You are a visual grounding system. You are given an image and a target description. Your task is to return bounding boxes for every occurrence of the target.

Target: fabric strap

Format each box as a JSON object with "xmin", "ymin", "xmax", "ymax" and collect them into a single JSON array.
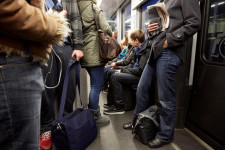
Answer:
[
  {"xmin": 58, "ymin": 57, "xmax": 84, "ymax": 120},
  {"xmin": 91, "ymin": 3, "xmax": 101, "ymax": 30}
]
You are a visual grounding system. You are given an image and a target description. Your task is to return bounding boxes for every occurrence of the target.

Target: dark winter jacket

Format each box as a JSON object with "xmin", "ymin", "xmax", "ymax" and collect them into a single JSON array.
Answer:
[
  {"xmin": 148, "ymin": 0, "xmax": 201, "ymax": 63},
  {"xmin": 121, "ymin": 41, "xmax": 150, "ymax": 77},
  {"xmin": 115, "ymin": 46, "xmax": 135, "ymax": 67}
]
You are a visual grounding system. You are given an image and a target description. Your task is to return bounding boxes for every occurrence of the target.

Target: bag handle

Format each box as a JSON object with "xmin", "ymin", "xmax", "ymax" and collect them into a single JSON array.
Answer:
[{"xmin": 58, "ymin": 57, "xmax": 84, "ymax": 120}]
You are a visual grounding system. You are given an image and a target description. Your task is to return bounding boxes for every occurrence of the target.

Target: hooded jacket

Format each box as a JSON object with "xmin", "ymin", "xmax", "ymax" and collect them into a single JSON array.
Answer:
[
  {"xmin": 0, "ymin": 0, "xmax": 70, "ymax": 64},
  {"xmin": 77, "ymin": 0, "xmax": 112, "ymax": 67},
  {"xmin": 121, "ymin": 41, "xmax": 150, "ymax": 77}
]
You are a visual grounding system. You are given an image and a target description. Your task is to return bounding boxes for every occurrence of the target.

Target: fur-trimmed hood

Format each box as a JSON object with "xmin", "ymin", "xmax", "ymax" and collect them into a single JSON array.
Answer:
[{"xmin": 0, "ymin": 0, "xmax": 71, "ymax": 64}]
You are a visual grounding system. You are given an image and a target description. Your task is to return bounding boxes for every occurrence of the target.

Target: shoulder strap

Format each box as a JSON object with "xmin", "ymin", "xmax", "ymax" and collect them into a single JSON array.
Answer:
[
  {"xmin": 91, "ymin": 3, "xmax": 101, "ymax": 30},
  {"xmin": 80, "ymin": 3, "xmax": 92, "ymax": 15},
  {"xmin": 58, "ymin": 57, "xmax": 84, "ymax": 120}
]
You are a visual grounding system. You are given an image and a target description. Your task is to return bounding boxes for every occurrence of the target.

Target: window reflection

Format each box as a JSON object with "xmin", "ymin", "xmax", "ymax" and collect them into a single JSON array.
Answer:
[
  {"xmin": 122, "ymin": 3, "xmax": 131, "ymax": 39},
  {"xmin": 205, "ymin": 0, "xmax": 225, "ymax": 64},
  {"xmin": 108, "ymin": 15, "xmax": 118, "ymax": 41},
  {"xmin": 141, "ymin": 0, "xmax": 158, "ymax": 37}
]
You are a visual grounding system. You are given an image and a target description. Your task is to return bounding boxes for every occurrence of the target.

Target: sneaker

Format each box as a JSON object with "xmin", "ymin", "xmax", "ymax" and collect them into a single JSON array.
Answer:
[
  {"xmin": 103, "ymin": 88, "xmax": 108, "ymax": 93},
  {"xmin": 103, "ymin": 105, "xmax": 115, "ymax": 110},
  {"xmin": 40, "ymin": 131, "xmax": 52, "ymax": 150},
  {"xmin": 103, "ymin": 103, "xmax": 113, "ymax": 108},
  {"xmin": 103, "ymin": 106, "xmax": 125, "ymax": 115}
]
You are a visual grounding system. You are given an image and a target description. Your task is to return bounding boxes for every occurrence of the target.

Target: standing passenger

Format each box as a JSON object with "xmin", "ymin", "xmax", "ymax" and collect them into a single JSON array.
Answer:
[
  {"xmin": 0, "ymin": 0, "xmax": 70, "ymax": 149},
  {"xmin": 40, "ymin": 0, "xmax": 83, "ymax": 149},
  {"xmin": 77, "ymin": 0, "xmax": 112, "ymax": 125},
  {"xmin": 123, "ymin": 0, "xmax": 201, "ymax": 148}
]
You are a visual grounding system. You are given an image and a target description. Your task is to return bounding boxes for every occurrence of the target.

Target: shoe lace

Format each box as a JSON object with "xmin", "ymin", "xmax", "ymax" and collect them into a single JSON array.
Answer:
[{"xmin": 41, "ymin": 131, "xmax": 51, "ymax": 141}]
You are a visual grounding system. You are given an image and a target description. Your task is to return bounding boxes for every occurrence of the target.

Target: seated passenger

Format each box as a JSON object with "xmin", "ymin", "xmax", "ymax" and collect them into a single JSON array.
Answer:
[
  {"xmin": 103, "ymin": 29, "xmax": 150, "ymax": 115},
  {"xmin": 102, "ymin": 42, "xmax": 134, "ymax": 92}
]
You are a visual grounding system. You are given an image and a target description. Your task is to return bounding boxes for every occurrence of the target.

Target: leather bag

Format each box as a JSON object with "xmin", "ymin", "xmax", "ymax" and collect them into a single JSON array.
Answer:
[
  {"xmin": 51, "ymin": 58, "xmax": 97, "ymax": 150},
  {"xmin": 92, "ymin": 4, "xmax": 121, "ymax": 62}
]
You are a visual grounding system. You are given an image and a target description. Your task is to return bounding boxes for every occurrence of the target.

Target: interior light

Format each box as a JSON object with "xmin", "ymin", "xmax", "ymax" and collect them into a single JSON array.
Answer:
[
  {"xmin": 218, "ymin": 2, "xmax": 225, "ymax": 5},
  {"xmin": 97, "ymin": 0, "xmax": 102, "ymax": 6}
]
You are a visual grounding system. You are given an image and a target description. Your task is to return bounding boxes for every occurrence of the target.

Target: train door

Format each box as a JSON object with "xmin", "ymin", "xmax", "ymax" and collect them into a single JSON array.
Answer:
[{"xmin": 186, "ymin": 0, "xmax": 225, "ymax": 149}]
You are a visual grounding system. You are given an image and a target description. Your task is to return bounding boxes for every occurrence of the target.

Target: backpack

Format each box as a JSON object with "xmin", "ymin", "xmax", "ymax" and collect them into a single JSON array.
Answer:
[{"xmin": 132, "ymin": 105, "xmax": 160, "ymax": 144}]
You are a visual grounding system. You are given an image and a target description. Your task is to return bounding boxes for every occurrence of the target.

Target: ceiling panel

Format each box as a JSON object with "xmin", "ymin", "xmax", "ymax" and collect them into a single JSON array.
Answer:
[{"xmin": 99, "ymin": 0, "xmax": 125, "ymax": 19}]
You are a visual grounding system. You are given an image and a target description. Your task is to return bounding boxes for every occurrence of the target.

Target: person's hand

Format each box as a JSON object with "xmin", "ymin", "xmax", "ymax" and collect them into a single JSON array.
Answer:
[
  {"xmin": 148, "ymin": 23, "xmax": 159, "ymax": 33},
  {"xmin": 115, "ymin": 70, "xmax": 121, "ymax": 73},
  {"xmin": 71, "ymin": 50, "xmax": 83, "ymax": 61},
  {"xmin": 60, "ymin": 10, "xmax": 67, "ymax": 16},
  {"xmin": 163, "ymin": 39, "xmax": 168, "ymax": 48},
  {"xmin": 111, "ymin": 63, "xmax": 116, "ymax": 68}
]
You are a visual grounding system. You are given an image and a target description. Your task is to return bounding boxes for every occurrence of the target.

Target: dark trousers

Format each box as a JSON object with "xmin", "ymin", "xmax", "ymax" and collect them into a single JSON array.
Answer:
[
  {"xmin": 108, "ymin": 72, "xmax": 140, "ymax": 108},
  {"xmin": 41, "ymin": 45, "xmax": 76, "ymax": 133},
  {"xmin": 134, "ymin": 49, "xmax": 181, "ymax": 142}
]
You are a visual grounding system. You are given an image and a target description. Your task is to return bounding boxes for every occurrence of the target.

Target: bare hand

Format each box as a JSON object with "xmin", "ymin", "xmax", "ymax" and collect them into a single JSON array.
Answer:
[
  {"xmin": 115, "ymin": 70, "xmax": 121, "ymax": 73},
  {"xmin": 148, "ymin": 23, "xmax": 159, "ymax": 33},
  {"xmin": 71, "ymin": 50, "xmax": 83, "ymax": 61},
  {"xmin": 111, "ymin": 63, "xmax": 116, "ymax": 68},
  {"xmin": 60, "ymin": 10, "xmax": 67, "ymax": 16},
  {"xmin": 163, "ymin": 39, "xmax": 168, "ymax": 48}
]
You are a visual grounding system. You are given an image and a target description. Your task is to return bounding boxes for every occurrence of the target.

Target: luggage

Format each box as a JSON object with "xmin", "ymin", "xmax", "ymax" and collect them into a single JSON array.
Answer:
[
  {"xmin": 132, "ymin": 105, "xmax": 160, "ymax": 144},
  {"xmin": 51, "ymin": 58, "xmax": 97, "ymax": 150}
]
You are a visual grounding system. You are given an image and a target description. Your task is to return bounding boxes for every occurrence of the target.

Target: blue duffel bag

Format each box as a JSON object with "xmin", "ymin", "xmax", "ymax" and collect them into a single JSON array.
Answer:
[{"xmin": 51, "ymin": 58, "xmax": 97, "ymax": 150}]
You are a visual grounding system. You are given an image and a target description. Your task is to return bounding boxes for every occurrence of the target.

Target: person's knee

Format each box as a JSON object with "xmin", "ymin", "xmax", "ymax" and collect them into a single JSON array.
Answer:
[{"xmin": 110, "ymin": 74, "xmax": 119, "ymax": 83}]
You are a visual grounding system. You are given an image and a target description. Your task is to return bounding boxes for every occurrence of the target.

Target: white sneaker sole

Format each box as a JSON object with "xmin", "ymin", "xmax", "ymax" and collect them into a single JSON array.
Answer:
[{"xmin": 103, "ymin": 111, "xmax": 125, "ymax": 115}]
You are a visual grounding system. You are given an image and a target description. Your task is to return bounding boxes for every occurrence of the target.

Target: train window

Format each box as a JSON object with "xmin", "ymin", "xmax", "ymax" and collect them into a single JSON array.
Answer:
[
  {"xmin": 122, "ymin": 3, "xmax": 131, "ymax": 39},
  {"xmin": 204, "ymin": 0, "xmax": 225, "ymax": 64},
  {"xmin": 108, "ymin": 15, "xmax": 118, "ymax": 41},
  {"xmin": 141, "ymin": 0, "xmax": 158, "ymax": 37}
]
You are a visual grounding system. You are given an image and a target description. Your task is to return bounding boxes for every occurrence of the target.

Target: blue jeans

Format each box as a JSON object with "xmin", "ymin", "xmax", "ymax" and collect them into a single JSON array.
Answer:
[
  {"xmin": 134, "ymin": 49, "xmax": 181, "ymax": 142},
  {"xmin": 0, "ymin": 55, "xmax": 44, "ymax": 150},
  {"xmin": 86, "ymin": 65, "xmax": 105, "ymax": 110}
]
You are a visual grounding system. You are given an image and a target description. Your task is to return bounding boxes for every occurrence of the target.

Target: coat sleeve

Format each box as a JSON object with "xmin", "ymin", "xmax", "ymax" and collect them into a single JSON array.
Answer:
[
  {"xmin": 166, "ymin": 0, "xmax": 201, "ymax": 47},
  {"xmin": 68, "ymin": 0, "xmax": 83, "ymax": 50},
  {"xmin": 121, "ymin": 50, "xmax": 150, "ymax": 77},
  {"xmin": 0, "ymin": 0, "xmax": 58, "ymax": 43},
  {"xmin": 115, "ymin": 47, "xmax": 135, "ymax": 66},
  {"xmin": 94, "ymin": 5, "xmax": 112, "ymax": 37}
]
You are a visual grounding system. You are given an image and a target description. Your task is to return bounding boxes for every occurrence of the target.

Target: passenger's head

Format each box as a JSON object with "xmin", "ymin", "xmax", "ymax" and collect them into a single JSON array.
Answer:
[{"xmin": 129, "ymin": 29, "xmax": 145, "ymax": 48}]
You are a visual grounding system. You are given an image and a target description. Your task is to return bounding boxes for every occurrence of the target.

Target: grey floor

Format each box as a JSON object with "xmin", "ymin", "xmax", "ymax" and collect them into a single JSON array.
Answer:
[{"xmin": 85, "ymin": 92, "xmax": 210, "ymax": 150}]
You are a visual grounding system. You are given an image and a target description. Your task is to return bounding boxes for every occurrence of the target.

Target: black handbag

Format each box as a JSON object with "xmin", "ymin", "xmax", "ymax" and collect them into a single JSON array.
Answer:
[
  {"xmin": 132, "ymin": 105, "xmax": 160, "ymax": 144},
  {"xmin": 51, "ymin": 58, "xmax": 97, "ymax": 150}
]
